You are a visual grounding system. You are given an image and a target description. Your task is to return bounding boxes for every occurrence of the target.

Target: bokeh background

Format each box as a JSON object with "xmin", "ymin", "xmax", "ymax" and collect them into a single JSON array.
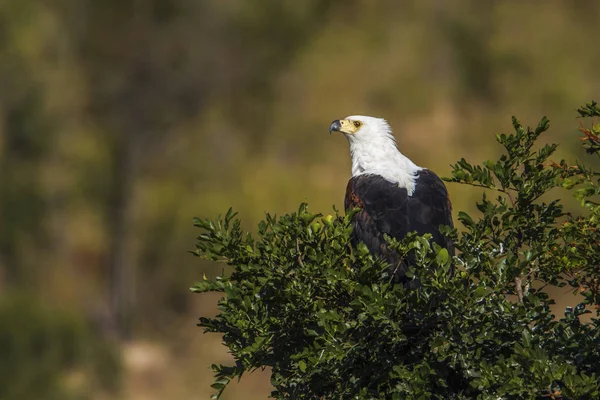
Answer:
[{"xmin": 1, "ymin": 1, "xmax": 599, "ymax": 399}]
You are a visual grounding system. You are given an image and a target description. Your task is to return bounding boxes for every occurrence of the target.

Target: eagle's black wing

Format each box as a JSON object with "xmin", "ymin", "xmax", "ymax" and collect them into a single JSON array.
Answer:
[
  {"xmin": 345, "ymin": 171, "xmax": 454, "ymax": 280},
  {"xmin": 344, "ymin": 174, "xmax": 410, "ymax": 270},
  {"xmin": 407, "ymin": 169, "xmax": 454, "ymax": 255}
]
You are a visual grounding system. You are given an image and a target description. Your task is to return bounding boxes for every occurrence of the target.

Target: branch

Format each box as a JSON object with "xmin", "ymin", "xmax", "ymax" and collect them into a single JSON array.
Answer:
[
  {"xmin": 515, "ymin": 276, "xmax": 524, "ymax": 303},
  {"xmin": 496, "ymin": 175, "xmax": 516, "ymax": 208},
  {"xmin": 296, "ymin": 238, "xmax": 305, "ymax": 269},
  {"xmin": 502, "ymin": 188, "xmax": 516, "ymax": 208},
  {"xmin": 462, "ymin": 182, "xmax": 517, "ymax": 194},
  {"xmin": 523, "ymin": 264, "xmax": 538, "ymax": 296},
  {"xmin": 463, "ymin": 181, "xmax": 516, "ymax": 207}
]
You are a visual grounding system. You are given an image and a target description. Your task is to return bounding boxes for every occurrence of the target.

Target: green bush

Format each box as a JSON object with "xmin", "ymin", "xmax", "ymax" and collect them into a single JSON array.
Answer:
[{"xmin": 191, "ymin": 102, "xmax": 600, "ymax": 399}]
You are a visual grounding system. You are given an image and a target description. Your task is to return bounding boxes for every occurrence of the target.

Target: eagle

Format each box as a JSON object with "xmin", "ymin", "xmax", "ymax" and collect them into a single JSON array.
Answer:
[{"xmin": 330, "ymin": 115, "xmax": 454, "ymax": 281}]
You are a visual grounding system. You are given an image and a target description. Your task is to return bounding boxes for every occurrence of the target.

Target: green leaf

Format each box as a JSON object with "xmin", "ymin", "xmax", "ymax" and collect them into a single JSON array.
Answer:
[
  {"xmin": 436, "ymin": 248, "xmax": 449, "ymax": 265},
  {"xmin": 458, "ymin": 211, "xmax": 474, "ymax": 227},
  {"xmin": 298, "ymin": 360, "xmax": 307, "ymax": 372}
]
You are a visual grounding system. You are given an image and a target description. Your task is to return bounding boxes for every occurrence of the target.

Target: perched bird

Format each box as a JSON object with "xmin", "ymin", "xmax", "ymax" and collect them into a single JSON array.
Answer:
[{"xmin": 330, "ymin": 116, "xmax": 454, "ymax": 280}]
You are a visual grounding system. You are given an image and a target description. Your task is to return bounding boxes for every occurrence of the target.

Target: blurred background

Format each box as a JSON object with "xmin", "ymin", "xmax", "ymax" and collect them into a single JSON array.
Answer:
[{"xmin": 1, "ymin": 1, "xmax": 599, "ymax": 399}]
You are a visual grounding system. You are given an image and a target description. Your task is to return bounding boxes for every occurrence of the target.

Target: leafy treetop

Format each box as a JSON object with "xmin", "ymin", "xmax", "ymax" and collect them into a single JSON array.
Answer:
[{"xmin": 191, "ymin": 101, "xmax": 600, "ymax": 399}]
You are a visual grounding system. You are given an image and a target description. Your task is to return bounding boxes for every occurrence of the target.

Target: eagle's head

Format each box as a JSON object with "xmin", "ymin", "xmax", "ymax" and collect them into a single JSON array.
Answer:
[
  {"xmin": 329, "ymin": 115, "xmax": 422, "ymax": 189},
  {"xmin": 329, "ymin": 115, "xmax": 393, "ymax": 144}
]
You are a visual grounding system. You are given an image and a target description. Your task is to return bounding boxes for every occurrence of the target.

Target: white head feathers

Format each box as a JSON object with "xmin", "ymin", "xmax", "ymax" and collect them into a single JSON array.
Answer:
[{"xmin": 339, "ymin": 115, "xmax": 422, "ymax": 195}]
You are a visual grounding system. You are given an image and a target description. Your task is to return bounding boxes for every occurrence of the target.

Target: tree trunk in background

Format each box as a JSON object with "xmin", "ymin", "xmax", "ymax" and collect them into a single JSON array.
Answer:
[
  {"xmin": 0, "ymin": 95, "xmax": 49, "ymax": 288},
  {"xmin": 108, "ymin": 133, "xmax": 137, "ymax": 341}
]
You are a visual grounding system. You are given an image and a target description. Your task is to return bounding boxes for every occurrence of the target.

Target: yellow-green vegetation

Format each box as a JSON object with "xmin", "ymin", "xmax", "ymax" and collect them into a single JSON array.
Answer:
[{"xmin": 1, "ymin": 1, "xmax": 600, "ymax": 399}]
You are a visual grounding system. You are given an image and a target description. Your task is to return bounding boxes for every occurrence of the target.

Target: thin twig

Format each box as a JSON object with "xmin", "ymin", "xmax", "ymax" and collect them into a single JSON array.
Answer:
[
  {"xmin": 464, "ymin": 183, "xmax": 517, "ymax": 193},
  {"xmin": 503, "ymin": 188, "xmax": 516, "ymax": 207},
  {"xmin": 296, "ymin": 238, "xmax": 305, "ymax": 268},
  {"xmin": 464, "ymin": 181, "xmax": 516, "ymax": 207}
]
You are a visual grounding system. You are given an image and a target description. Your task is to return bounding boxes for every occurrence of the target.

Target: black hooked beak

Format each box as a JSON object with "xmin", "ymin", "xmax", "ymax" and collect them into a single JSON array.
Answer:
[{"xmin": 329, "ymin": 120, "xmax": 341, "ymax": 135}]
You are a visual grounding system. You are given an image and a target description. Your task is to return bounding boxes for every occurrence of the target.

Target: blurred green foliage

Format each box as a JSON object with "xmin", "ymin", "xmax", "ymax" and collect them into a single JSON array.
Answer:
[
  {"xmin": 0, "ymin": 293, "xmax": 120, "ymax": 400},
  {"xmin": 193, "ymin": 106, "xmax": 600, "ymax": 399},
  {"xmin": 1, "ymin": 0, "xmax": 600, "ymax": 398}
]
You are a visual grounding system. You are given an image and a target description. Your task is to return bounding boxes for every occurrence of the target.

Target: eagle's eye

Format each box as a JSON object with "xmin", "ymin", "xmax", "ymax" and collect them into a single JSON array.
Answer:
[{"xmin": 353, "ymin": 121, "xmax": 362, "ymax": 128}]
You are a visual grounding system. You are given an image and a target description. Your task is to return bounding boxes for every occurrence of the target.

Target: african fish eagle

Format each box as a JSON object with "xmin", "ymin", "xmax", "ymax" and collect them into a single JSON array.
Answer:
[{"xmin": 330, "ymin": 116, "xmax": 454, "ymax": 280}]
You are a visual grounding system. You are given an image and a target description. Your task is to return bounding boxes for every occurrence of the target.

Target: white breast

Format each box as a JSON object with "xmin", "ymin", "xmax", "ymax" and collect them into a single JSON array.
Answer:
[{"xmin": 349, "ymin": 139, "xmax": 422, "ymax": 195}]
